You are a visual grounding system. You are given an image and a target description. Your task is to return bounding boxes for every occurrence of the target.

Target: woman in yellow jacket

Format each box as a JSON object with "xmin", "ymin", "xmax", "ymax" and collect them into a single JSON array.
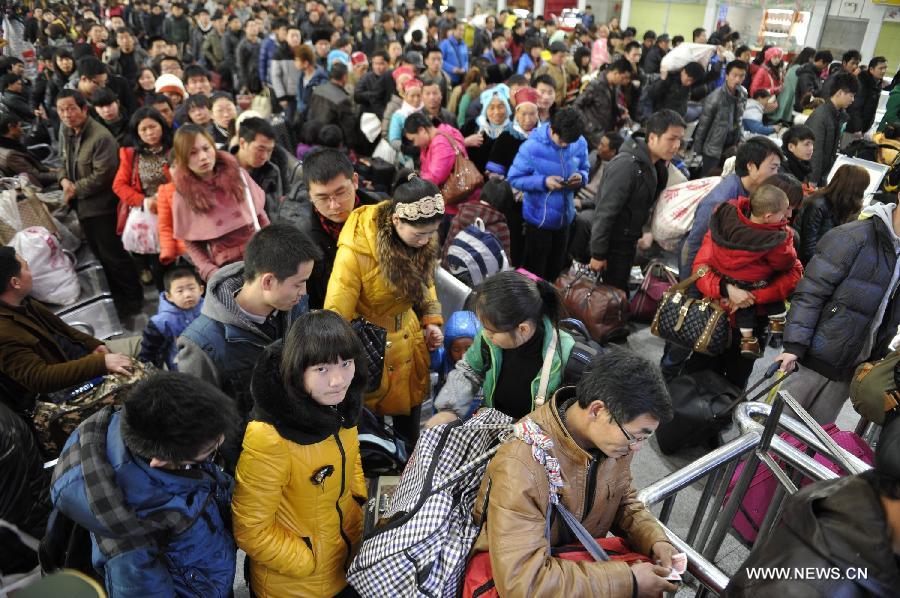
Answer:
[
  {"xmin": 325, "ymin": 175, "xmax": 445, "ymax": 445},
  {"xmin": 232, "ymin": 310, "xmax": 368, "ymax": 598}
]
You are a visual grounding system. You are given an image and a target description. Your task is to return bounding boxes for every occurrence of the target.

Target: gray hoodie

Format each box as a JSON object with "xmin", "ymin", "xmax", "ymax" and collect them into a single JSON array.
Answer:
[{"xmin": 858, "ymin": 202, "xmax": 900, "ymax": 361}]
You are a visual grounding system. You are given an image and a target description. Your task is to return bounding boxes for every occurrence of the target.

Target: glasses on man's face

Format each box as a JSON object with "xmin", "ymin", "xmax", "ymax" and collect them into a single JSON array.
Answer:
[
  {"xmin": 610, "ymin": 412, "xmax": 652, "ymax": 447},
  {"xmin": 311, "ymin": 181, "xmax": 354, "ymax": 207}
]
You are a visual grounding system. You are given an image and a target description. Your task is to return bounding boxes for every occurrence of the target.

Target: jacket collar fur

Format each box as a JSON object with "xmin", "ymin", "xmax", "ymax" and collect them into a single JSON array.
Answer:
[{"xmin": 374, "ymin": 201, "xmax": 439, "ymax": 307}]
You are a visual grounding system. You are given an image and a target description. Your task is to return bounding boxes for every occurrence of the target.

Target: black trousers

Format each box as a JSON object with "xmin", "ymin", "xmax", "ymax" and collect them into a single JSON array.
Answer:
[
  {"xmin": 522, "ymin": 224, "xmax": 570, "ymax": 282},
  {"xmin": 80, "ymin": 213, "xmax": 143, "ymax": 309},
  {"xmin": 392, "ymin": 404, "xmax": 422, "ymax": 448},
  {"xmin": 700, "ymin": 154, "xmax": 720, "ymax": 177},
  {"xmin": 603, "ymin": 240, "xmax": 638, "ymax": 298}
]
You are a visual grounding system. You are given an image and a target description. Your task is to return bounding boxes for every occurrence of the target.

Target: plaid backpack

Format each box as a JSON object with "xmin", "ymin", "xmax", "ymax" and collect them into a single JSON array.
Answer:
[
  {"xmin": 346, "ymin": 408, "xmax": 514, "ymax": 597},
  {"xmin": 445, "ymin": 218, "xmax": 509, "ymax": 287}
]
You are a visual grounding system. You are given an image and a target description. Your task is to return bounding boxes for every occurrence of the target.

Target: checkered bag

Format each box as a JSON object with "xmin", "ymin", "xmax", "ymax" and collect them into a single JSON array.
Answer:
[{"xmin": 347, "ymin": 409, "xmax": 513, "ymax": 597}]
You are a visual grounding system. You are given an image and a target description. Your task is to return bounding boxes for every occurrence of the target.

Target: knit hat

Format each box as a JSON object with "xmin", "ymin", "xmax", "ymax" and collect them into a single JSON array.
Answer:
[
  {"xmin": 154, "ymin": 73, "xmax": 186, "ymax": 98},
  {"xmin": 311, "ymin": 28, "xmax": 333, "ymax": 44},
  {"xmin": 764, "ymin": 47, "xmax": 784, "ymax": 63},
  {"xmin": 351, "ymin": 51, "xmax": 369, "ymax": 66},
  {"xmin": 392, "ymin": 65, "xmax": 415, "ymax": 82},
  {"xmin": 327, "ymin": 49, "xmax": 350, "ymax": 70},
  {"xmin": 549, "ymin": 41, "xmax": 568, "ymax": 54},
  {"xmin": 514, "ymin": 86, "xmax": 539, "ymax": 108},
  {"xmin": 402, "ymin": 78, "xmax": 423, "ymax": 92}
]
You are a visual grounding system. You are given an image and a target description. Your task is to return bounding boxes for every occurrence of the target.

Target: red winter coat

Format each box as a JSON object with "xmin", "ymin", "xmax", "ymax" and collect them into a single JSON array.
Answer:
[{"xmin": 112, "ymin": 146, "xmax": 171, "ymax": 234}]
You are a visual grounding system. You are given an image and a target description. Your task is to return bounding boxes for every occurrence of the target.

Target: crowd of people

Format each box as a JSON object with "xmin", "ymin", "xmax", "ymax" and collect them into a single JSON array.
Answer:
[{"xmin": 2, "ymin": 0, "xmax": 900, "ymax": 596}]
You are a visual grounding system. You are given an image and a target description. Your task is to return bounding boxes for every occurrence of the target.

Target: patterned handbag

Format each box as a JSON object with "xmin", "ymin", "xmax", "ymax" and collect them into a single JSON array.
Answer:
[
  {"xmin": 650, "ymin": 266, "xmax": 732, "ymax": 356},
  {"xmin": 351, "ymin": 316, "xmax": 388, "ymax": 392}
]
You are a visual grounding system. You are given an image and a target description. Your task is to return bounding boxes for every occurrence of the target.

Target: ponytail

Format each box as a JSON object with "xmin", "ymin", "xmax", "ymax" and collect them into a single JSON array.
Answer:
[
  {"xmin": 535, "ymin": 279, "xmax": 564, "ymax": 326},
  {"xmin": 475, "ymin": 271, "xmax": 564, "ymax": 331}
]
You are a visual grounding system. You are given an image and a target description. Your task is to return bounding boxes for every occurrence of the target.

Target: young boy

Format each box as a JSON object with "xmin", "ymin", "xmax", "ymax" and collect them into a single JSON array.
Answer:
[
  {"xmin": 698, "ymin": 184, "xmax": 799, "ymax": 357},
  {"xmin": 140, "ymin": 266, "xmax": 204, "ymax": 370}
]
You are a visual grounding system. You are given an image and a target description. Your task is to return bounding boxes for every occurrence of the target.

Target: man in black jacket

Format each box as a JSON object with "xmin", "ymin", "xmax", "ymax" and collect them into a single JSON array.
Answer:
[
  {"xmin": 0, "ymin": 74, "xmax": 34, "ymax": 121},
  {"xmin": 589, "ymin": 109, "xmax": 685, "ymax": 293},
  {"xmin": 354, "ymin": 50, "xmax": 393, "ymax": 118},
  {"xmin": 646, "ymin": 61, "xmax": 705, "ymax": 118},
  {"xmin": 846, "ymin": 56, "xmax": 887, "ymax": 138},
  {"xmin": 723, "ymin": 412, "xmax": 900, "ymax": 597},
  {"xmin": 642, "ymin": 33, "xmax": 670, "ymax": 75},
  {"xmin": 693, "ymin": 60, "xmax": 748, "ymax": 176},
  {"xmin": 574, "ymin": 58, "xmax": 632, "ymax": 150},
  {"xmin": 308, "ymin": 63, "xmax": 358, "ymax": 150},
  {"xmin": 300, "ymin": 149, "xmax": 380, "ymax": 309},
  {"xmin": 806, "ymin": 73, "xmax": 858, "ymax": 186},
  {"xmin": 780, "ymin": 125, "xmax": 815, "ymax": 184},
  {"xmin": 793, "ymin": 50, "xmax": 831, "ymax": 112}
]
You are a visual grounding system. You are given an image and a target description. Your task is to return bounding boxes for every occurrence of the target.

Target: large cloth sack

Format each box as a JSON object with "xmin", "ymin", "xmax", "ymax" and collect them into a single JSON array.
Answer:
[
  {"xmin": 651, "ymin": 176, "xmax": 721, "ymax": 252},
  {"xmin": 121, "ymin": 207, "xmax": 160, "ymax": 254},
  {"xmin": 10, "ymin": 226, "xmax": 80, "ymax": 305},
  {"xmin": 660, "ymin": 42, "xmax": 716, "ymax": 71},
  {"xmin": 850, "ymin": 350, "xmax": 900, "ymax": 425},
  {"xmin": 347, "ymin": 409, "xmax": 513, "ymax": 597},
  {"xmin": 725, "ymin": 424, "xmax": 874, "ymax": 544},
  {"xmin": 554, "ymin": 264, "xmax": 629, "ymax": 343}
]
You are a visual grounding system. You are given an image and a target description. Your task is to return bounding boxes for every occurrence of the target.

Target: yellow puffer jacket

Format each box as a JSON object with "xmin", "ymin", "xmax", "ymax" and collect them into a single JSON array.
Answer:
[
  {"xmin": 232, "ymin": 345, "xmax": 367, "ymax": 598},
  {"xmin": 325, "ymin": 201, "xmax": 443, "ymax": 416}
]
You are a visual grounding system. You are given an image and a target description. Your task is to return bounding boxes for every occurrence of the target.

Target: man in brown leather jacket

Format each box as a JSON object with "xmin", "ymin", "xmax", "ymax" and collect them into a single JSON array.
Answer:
[{"xmin": 472, "ymin": 346, "xmax": 678, "ymax": 597}]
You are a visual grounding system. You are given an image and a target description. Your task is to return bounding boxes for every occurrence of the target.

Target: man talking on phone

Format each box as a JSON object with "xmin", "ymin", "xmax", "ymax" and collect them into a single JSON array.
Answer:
[{"xmin": 588, "ymin": 109, "xmax": 685, "ymax": 294}]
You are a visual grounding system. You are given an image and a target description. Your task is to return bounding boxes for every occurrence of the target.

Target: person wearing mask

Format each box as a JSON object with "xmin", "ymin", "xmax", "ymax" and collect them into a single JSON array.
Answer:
[
  {"xmin": 428, "ymin": 270, "xmax": 579, "ymax": 425},
  {"xmin": 325, "ymin": 176, "xmax": 445, "ymax": 446},
  {"xmin": 796, "ymin": 164, "xmax": 870, "ymax": 265},
  {"xmin": 806, "ymin": 73, "xmax": 859, "ymax": 186},
  {"xmin": 57, "ymin": 89, "xmax": 143, "ymax": 315},
  {"xmin": 749, "ymin": 47, "xmax": 784, "ymax": 98},
  {"xmin": 232, "ymin": 310, "xmax": 367, "ymax": 598},
  {"xmin": 575, "ymin": 58, "xmax": 633, "ymax": 150},
  {"xmin": 794, "ymin": 50, "xmax": 832, "ymax": 112},
  {"xmin": 693, "ymin": 60, "xmax": 748, "ymax": 176},
  {"xmin": 440, "ymin": 21, "xmax": 469, "ymax": 86},
  {"xmin": 846, "ymin": 56, "xmax": 888, "ymax": 142},
  {"xmin": 468, "ymin": 346, "xmax": 678, "ymax": 597},
  {"xmin": 170, "ymin": 125, "xmax": 269, "ymax": 281},
  {"xmin": 780, "ymin": 125, "xmax": 815, "ymax": 184},
  {"xmin": 509, "ymin": 107, "xmax": 589, "ymax": 281},
  {"xmin": 589, "ymin": 110, "xmax": 686, "ymax": 293}
]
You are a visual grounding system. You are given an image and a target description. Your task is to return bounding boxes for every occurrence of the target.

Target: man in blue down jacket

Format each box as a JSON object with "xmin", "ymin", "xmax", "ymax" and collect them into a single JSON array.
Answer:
[
  {"xmin": 776, "ymin": 197, "xmax": 900, "ymax": 424},
  {"xmin": 49, "ymin": 373, "xmax": 237, "ymax": 597},
  {"xmin": 508, "ymin": 107, "xmax": 589, "ymax": 281}
]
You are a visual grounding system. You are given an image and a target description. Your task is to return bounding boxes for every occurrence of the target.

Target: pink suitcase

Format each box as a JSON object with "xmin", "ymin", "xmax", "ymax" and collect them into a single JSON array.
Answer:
[{"xmin": 725, "ymin": 424, "xmax": 873, "ymax": 544}]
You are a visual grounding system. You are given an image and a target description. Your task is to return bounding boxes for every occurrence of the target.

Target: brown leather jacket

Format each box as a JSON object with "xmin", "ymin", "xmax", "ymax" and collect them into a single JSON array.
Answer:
[{"xmin": 472, "ymin": 388, "xmax": 670, "ymax": 597}]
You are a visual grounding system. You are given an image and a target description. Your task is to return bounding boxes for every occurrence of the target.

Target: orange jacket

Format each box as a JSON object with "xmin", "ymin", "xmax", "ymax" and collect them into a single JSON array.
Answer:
[
  {"xmin": 111, "ymin": 146, "xmax": 171, "ymax": 235},
  {"xmin": 156, "ymin": 183, "xmax": 185, "ymax": 264}
]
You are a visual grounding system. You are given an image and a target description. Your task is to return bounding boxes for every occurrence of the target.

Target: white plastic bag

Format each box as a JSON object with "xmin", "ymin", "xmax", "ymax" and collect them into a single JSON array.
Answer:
[
  {"xmin": 372, "ymin": 138, "xmax": 399, "ymax": 164},
  {"xmin": 121, "ymin": 208, "xmax": 160, "ymax": 254},
  {"xmin": 9, "ymin": 226, "xmax": 80, "ymax": 305},
  {"xmin": 660, "ymin": 43, "xmax": 716, "ymax": 72},
  {"xmin": 651, "ymin": 177, "xmax": 721, "ymax": 251}
]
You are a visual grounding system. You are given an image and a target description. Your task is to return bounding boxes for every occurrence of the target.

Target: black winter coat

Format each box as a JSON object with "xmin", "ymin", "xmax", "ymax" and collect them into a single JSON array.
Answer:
[
  {"xmin": 783, "ymin": 214, "xmax": 900, "ymax": 381},
  {"xmin": 692, "ymin": 84, "xmax": 747, "ymax": 159},
  {"xmin": 647, "ymin": 73, "xmax": 691, "ymax": 117},
  {"xmin": 793, "ymin": 62, "xmax": 822, "ymax": 111},
  {"xmin": 722, "ymin": 474, "xmax": 900, "ymax": 598},
  {"xmin": 643, "ymin": 44, "xmax": 666, "ymax": 75},
  {"xmin": 574, "ymin": 72, "xmax": 619, "ymax": 149},
  {"xmin": 847, "ymin": 70, "xmax": 884, "ymax": 134},
  {"xmin": 796, "ymin": 195, "xmax": 838, "ymax": 265},
  {"xmin": 805, "ymin": 101, "xmax": 847, "ymax": 186}
]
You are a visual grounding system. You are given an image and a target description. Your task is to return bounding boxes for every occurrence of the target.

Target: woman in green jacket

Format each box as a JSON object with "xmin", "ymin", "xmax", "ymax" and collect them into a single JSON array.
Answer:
[
  {"xmin": 773, "ymin": 47, "xmax": 815, "ymax": 125},
  {"xmin": 427, "ymin": 270, "xmax": 576, "ymax": 425}
]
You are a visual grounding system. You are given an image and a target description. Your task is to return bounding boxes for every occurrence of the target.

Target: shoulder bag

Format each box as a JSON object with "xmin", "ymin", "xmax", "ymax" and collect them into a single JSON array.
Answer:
[
  {"xmin": 437, "ymin": 132, "xmax": 484, "ymax": 206},
  {"xmin": 650, "ymin": 265, "xmax": 731, "ymax": 356}
]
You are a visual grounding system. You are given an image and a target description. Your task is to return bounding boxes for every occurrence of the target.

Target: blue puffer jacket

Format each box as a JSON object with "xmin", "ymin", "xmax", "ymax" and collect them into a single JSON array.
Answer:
[
  {"xmin": 51, "ymin": 410, "xmax": 236, "ymax": 597},
  {"xmin": 139, "ymin": 292, "xmax": 203, "ymax": 371},
  {"xmin": 784, "ymin": 203, "xmax": 900, "ymax": 381},
  {"xmin": 508, "ymin": 123, "xmax": 590, "ymax": 231}
]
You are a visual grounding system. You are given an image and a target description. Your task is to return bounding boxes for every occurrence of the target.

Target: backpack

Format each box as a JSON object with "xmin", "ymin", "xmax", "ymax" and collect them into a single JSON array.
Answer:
[
  {"xmin": 843, "ymin": 139, "xmax": 880, "ymax": 162},
  {"xmin": 445, "ymin": 218, "xmax": 509, "ymax": 287},
  {"xmin": 346, "ymin": 408, "xmax": 514, "ymax": 596},
  {"xmin": 358, "ymin": 407, "xmax": 409, "ymax": 476}
]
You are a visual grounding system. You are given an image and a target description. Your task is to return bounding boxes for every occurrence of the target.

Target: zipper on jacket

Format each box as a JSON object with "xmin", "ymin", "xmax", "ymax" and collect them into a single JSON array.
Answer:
[
  {"xmin": 582, "ymin": 456, "xmax": 599, "ymax": 521},
  {"xmin": 334, "ymin": 432, "xmax": 353, "ymax": 570}
]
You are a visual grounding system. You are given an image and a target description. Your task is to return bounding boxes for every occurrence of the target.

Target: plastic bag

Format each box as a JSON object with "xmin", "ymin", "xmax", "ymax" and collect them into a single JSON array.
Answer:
[
  {"xmin": 660, "ymin": 43, "xmax": 716, "ymax": 72},
  {"xmin": 650, "ymin": 177, "xmax": 721, "ymax": 251},
  {"xmin": 10, "ymin": 226, "xmax": 80, "ymax": 305},
  {"xmin": 121, "ymin": 208, "xmax": 160, "ymax": 254}
]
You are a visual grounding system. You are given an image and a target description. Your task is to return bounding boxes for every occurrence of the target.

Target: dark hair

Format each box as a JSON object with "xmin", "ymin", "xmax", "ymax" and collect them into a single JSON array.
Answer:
[
  {"xmin": 753, "ymin": 45, "xmax": 772, "ymax": 66},
  {"xmin": 761, "ymin": 172, "xmax": 803, "ymax": 209},
  {"xmin": 576, "ymin": 345, "xmax": 672, "ymax": 423},
  {"xmin": 782, "ymin": 124, "xmax": 815, "ymax": 148},
  {"xmin": 643, "ymin": 30, "xmax": 656, "ymax": 40},
  {"xmin": 90, "ymin": 86, "xmax": 119, "ymax": 107},
  {"xmin": 603, "ymin": 131, "xmax": 625, "ymax": 152},
  {"xmin": 412, "ymin": 30, "xmax": 424, "ymax": 42},
  {"xmin": 129, "ymin": 106, "xmax": 173, "ymax": 152},
  {"xmin": 182, "ymin": 64, "xmax": 209, "ymax": 82},
  {"xmin": 792, "ymin": 47, "xmax": 816, "ymax": 67},
  {"xmin": 475, "ymin": 270, "xmax": 563, "ymax": 332},
  {"xmin": 373, "ymin": 49, "xmax": 389, "ymax": 61},
  {"xmin": 752, "ymin": 88, "xmax": 771, "ymax": 100},
  {"xmin": 682, "ymin": 61, "xmax": 705, "ymax": 82},
  {"xmin": 734, "ymin": 136, "xmax": 783, "ymax": 177},
  {"xmin": 749, "ymin": 184, "xmax": 788, "ymax": 216},
  {"xmin": 243, "ymin": 225, "xmax": 323, "ymax": 282},
  {"xmin": 479, "ymin": 177, "xmax": 514, "ymax": 213},
  {"xmin": 532, "ymin": 73, "xmax": 557, "ymax": 90},
  {"xmin": 869, "ymin": 56, "xmax": 888, "ymax": 70},
  {"xmin": 120, "ymin": 372, "xmax": 238, "ymax": 462},
  {"xmin": 644, "ymin": 109, "xmax": 686, "ymax": 137},
  {"xmin": 550, "ymin": 107, "xmax": 585, "ymax": 144},
  {"xmin": 330, "ymin": 62, "xmax": 349, "ymax": 81},
  {"xmin": 184, "ymin": 93, "xmax": 210, "ymax": 111},
  {"xmin": 402, "ymin": 111, "xmax": 434, "ymax": 134},
  {"xmin": 806, "ymin": 164, "xmax": 870, "ymax": 224},
  {"xmin": 56, "ymin": 88, "xmax": 88, "ymax": 108},
  {"xmin": 623, "ymin": 40, "xmax": 641, "ymax": 53},
  {"xmin": 424, "ymin": 46, "xmax": 442, "ymax": 60},
  {"xmin": 624, "ymin": 26, "xmax": 637, "ymax": 37},
  {"xmin": 525, "ymin": 37, "xmax": 543, "ymax": 53},
  {"xmin": 0, "ymin": 246, "xmax": 20, "ymax": 291},
  {"xmin": 391, "ymin": 175, "xmax": 444, "ymax": 226},
  {"xmin": 692, "ymin": 27, "xmax": 705, "ymax": 41},
  {"xmin": 272, "ymin": 16, "xmax": 289, "ymax": 30},
  {"xmin": 830, "ymin": 72, "xmax": 860, "ymax": 95},
  {"xmin": 303, "ymin": 147, "xmax": 354, "ymax": 187},
  {"xmin": 725, "ymin": 60, "xmax": 748, "ymax": 75},
  {"xmin": 0, "ymin": 112, "xmax": 21, "ymax": 136},
  {"xmin": 735, "ymin": 45, "xmax": 751, "ymax": 57},
  {"xmin": 280, "ymin": 310, "xmax": 368, "ymax": 404},
  {"xmin": 147, "ymin": 93, "xmax": 173, "ymax": 110},
  {"xmin": 608, "ymin": 58, "xmax": 632, "ymax": 73},
  {"xmin": 842, "ymin": 49, "xmax": 862, "ymax": 64},
  {"xmin": 814, "ymin": 50, "xmax": 833, "ymax": 64},
  {"xmin": 317, "ymin": 124, "xmax": 343, "ymax": 148},
  {"xmin": 163, "ymin": 265, "xmax": 201, "ymax": 291},
  {"xmin": 77, "ymin": 56, "xmax": 107, "ymax": 78},
  {"xmin": 671, "ymin": 35, "xmax": 684, "ymax": 46},
  {"xmin": 115, "ymin": 26, "xmax": 134, "ymax": 37},
  {"xmin": 299, "ymin": 120, "xmax": 323, "ymax": 145},
  {"xmin": 238, "ymin": 116, "xmax": 276, "ymax": 143}
]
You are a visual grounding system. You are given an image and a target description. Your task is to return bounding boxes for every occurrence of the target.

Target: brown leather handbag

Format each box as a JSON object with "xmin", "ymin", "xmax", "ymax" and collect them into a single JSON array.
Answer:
[
  {"xmin": 437, "ymin": 132, "xmax": 484, "ymax": 205},
  {"xmin": 554, "ymin": 264, "xmax": 629, "ymax": 343},
  {"xmin": 650, "ymin": 266, "xmax": 732, "ymax": 355}
]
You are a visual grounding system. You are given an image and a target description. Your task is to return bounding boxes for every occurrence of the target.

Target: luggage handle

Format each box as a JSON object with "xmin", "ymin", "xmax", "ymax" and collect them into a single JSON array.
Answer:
[
  {"xmin": 640, "ymin": 260, "xmax": 678, "ymax": 292},
  {"xmin": 715, "ymin": 361, "xmax": 796, "ymax": 419},
  {"xmin": 562, "ymin": 264, "xmax": 606, "ymax": 296}
]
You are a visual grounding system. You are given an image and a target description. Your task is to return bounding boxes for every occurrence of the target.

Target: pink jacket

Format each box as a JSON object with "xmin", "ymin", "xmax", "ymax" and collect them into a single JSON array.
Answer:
[
  {"xmin": 591, "ymin": 39, "xmax": 610, "ymax": 71},
  {"xmin": 420, "ymin": 124, "xmax": 470, "ymax": 215},
  {"xmin": 171, "ymin": 170, "xmax": 269, "ymax": 280}
]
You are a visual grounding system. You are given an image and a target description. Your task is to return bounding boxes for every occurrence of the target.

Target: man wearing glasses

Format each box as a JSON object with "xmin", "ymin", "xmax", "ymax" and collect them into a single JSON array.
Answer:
[
  {"xmin": 300, "ymin": 148, "xmax": 380, "ymax": 309},
  {"xmin": 472, "ymin": 346, "xmax": 680, "ymax": 598}
]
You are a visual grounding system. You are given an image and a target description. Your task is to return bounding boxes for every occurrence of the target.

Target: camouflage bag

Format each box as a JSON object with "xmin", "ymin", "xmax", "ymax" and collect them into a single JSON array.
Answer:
[{"xmin": 33, "ymin": 360, "xmax": 154, "ymax": 457}]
